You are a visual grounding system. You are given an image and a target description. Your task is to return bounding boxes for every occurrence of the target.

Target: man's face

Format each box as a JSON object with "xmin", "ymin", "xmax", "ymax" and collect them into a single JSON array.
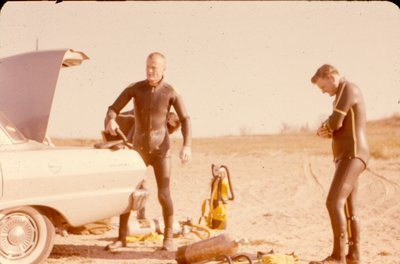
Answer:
[
  {"xmin": 146, "ymin": 56, "xmax": 165, "ymax": 86},
  {"xmin": 315, "ymin": 75, "xmax": 338, "ymax": 97}
]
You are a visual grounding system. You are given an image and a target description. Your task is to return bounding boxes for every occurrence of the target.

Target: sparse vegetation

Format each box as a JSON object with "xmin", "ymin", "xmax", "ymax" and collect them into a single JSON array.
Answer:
[
  {"xmin": 280, "ymin": 123, "xmax": 311, "ymax": 134},
  {"xmin": 52, "ymin": 113, "xmax": 400, "ymax": 160},
  {"xmin": 367, "ymin": 113, "xmax": 400, "ymax": 159},
  {"xmin": 239, "ymin": 126, "xmax": 252, "ymax": 136}
]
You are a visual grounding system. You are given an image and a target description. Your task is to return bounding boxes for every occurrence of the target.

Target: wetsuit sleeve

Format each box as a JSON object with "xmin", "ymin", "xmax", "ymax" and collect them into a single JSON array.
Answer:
[
  {"xmin": 105, "ymin": 87, "xmax": 134, "ymax": 129},
  {"xmin": 326, "ymin": 84, "xmax": 357, "ymax": 132},
  {"xmin": 172, "ymin": 94, "xmax": 192, "ymax": 147},
  {"xmin": 108, "ymin": 87, "xmax": 134, "ymax": 115}
]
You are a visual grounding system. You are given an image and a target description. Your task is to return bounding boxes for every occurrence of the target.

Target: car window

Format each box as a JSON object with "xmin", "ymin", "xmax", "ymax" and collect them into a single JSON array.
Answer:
[{"xmin": 0, "ymin": 112, "xmax": 27, "ymax": 144}]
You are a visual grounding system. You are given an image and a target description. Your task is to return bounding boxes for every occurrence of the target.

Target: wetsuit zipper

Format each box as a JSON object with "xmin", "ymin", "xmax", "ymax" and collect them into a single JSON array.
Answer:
[{"xmin": 148, "ymin": 86, "xmax": 155, "ymax": 153}]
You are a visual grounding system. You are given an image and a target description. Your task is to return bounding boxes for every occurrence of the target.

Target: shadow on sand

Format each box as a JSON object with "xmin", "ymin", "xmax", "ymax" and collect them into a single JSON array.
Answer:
[{"xmin": 49, "ymin": 243, "xmax": 176, "ymax": 261}]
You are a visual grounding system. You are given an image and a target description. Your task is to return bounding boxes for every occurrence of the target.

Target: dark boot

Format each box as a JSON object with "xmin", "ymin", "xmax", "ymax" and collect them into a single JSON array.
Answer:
[
  {"xmin": 329, "ymin": 231, "xmax": 347, "ymax": 263},
  {"xmin": 346, "ymin": 259, "xmax": 361, "ymax": 264},
  {"xmin": 309, "ymin": 256, "xmax": 345, "ymax": 264},
  {"xmin": 346, "ymin": 216, "xmax": 361, "ymax": 263}
]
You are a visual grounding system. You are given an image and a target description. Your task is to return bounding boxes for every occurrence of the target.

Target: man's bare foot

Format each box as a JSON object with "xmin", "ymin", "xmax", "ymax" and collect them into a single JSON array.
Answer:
[
  {"xmin": 105, "ymin": 240, "xmax": 127, "ymax": 251},
  {"xmin": 159, "ymin": 238, "xmax": 173, "ymax": 251}
]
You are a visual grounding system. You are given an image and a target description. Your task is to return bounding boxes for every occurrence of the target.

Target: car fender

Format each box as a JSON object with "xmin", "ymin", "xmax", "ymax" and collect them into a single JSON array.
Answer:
[{"xmin": 0, "ymin": 147, "xmax": 146, "ymax": 227}]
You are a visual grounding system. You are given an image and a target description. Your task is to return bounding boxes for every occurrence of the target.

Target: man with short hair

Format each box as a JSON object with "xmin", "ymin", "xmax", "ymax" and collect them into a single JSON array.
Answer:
[
  {"xmin": 309, "ymin": 64, "xmax": 369, "ymax": 264},
  {"xmin": 105, "ymin": 52, "xmax": 192, "ymax": 251}
]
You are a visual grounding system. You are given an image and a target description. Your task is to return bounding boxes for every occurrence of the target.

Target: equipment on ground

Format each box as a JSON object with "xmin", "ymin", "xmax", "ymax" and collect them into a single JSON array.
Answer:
[
  {"xmin": 179, "ymin": 218, "xmax": 213, "ymax": 240},
  {"xmin": 199, "ymin": 164, "xmax": 234, "ymax": 230},
  {"xmin": 175, "ymin": 233, "xmax": 239, "ymax": 264},
  {"xmin": 127, "ymin": 218, "xmax": 181, "ymax": 236},
  {"xmin": 257, "ymin": 250, "xmax": 298, "ymax": 264}
]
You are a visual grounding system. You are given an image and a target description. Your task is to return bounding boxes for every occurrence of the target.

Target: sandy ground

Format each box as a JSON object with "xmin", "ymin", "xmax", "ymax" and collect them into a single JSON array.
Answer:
[{"xmin": 45, "ymin": 133, "xmax": 399, "ymax": 264}]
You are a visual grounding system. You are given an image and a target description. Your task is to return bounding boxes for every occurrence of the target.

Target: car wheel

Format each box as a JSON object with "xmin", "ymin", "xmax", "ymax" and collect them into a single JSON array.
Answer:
[{"xmin": 0, "ymin": 206, "xmax": 55, "ymax": 264}]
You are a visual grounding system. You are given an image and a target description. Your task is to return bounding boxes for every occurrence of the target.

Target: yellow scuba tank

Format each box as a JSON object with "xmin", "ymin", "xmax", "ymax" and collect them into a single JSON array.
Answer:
[{"xmin": 199, "ymin": 164, "xmax": 234, "ymax": 230}]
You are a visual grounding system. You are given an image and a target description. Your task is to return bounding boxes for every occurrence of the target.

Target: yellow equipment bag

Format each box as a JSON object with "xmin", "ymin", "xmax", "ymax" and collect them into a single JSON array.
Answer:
[{"xmin": 198, "ymin": 164, "xmax": 234, "ymax": 230}]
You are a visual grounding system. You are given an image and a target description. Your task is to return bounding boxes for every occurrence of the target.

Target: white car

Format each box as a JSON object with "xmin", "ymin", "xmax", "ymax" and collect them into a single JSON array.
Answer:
[{"xmin": 0, "ymin": 49, "xmax": 147, "ymax": 264}]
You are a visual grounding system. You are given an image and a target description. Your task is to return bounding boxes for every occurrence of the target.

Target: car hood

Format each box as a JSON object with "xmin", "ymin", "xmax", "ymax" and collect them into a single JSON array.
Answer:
[{"xmin": 0, "ymin": 49, "xmax": 89, "ymax": 142}]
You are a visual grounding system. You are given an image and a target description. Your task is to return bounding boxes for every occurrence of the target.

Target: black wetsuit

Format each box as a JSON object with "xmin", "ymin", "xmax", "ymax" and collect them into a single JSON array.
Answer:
[
  {"xmin": 323, "ymin": 80, "xmax": 369, "ymax": 261},
  {"xmin": 107, "ymin": 79, "xmax": 191, "ymax": 241}
]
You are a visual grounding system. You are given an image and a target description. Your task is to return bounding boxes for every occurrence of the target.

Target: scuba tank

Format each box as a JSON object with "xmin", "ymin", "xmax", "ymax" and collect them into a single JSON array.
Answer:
[
  {"xmin": 198, "ymin": 164, "xmax": 234, "ymax": 230},
  {"xmin": 175, "ymin": 233, "xmax": 239, "ymax": 264}
]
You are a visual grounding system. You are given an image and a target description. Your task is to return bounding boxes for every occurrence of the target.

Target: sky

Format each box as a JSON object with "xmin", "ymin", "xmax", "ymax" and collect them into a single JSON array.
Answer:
[{"xmin": 0, "ymin": 1, "xmax": 399, "ymax": 139}]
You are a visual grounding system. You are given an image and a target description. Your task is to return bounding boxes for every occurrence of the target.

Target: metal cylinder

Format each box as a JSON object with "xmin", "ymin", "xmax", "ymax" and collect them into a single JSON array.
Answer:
[{"xmin": 175, "ymin": 233, "xmax": 239, "ymax": 264}]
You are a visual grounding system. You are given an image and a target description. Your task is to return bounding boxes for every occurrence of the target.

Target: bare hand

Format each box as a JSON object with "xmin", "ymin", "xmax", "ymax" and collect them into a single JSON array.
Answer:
[
  {"xmin": 105, "ymin": 119, "xmax": 120, "ymax": 136},
  {"xmin": 317, "ymin": 125, "xmax": 332, "ymax": 138},
  {"xmin": 179, "ymin": 146, "xmax": 191, "ymax": 164}
]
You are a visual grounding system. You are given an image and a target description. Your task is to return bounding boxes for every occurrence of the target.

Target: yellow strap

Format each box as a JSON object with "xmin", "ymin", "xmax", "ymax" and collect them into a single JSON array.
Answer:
[
  {"xmin": 334, "ymin": 108, "xmax": 347, "ymax": 115},
  {"xmin": 260, "ymin": 253, "xmax": 298, "ymax": 264},
  {"xmin": 210, "ymin": 177, "xmax": 220, "ymax": 211},
  {"xmin": 198, "ymin": 199, "xmax": 211, "ymax": 226},
  {"xmin": 189, "ymin": 224, "xmax": 213, "ymax": 240}
]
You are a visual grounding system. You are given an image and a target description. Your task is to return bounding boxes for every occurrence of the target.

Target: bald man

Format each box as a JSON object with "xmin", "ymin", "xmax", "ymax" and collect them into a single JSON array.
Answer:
[{"xmin": 105, "ymin": 52, "xmax": 192, "ymax": 252}]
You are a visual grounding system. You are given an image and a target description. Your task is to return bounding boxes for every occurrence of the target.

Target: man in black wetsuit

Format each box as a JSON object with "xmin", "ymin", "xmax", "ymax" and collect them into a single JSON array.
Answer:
[
  {"xmin": 309, "ymin": 64, "xmax": 369, "ymax": 264},
  {"xmin": 104, "ymin": 52, "xmax": 192, "ymax": 251}
]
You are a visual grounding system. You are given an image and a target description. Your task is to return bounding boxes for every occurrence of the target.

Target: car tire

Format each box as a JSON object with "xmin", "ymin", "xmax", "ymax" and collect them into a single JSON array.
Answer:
[{"xmin": 0, "ymin": 206, "xmax": 55, "ymax": 264}]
